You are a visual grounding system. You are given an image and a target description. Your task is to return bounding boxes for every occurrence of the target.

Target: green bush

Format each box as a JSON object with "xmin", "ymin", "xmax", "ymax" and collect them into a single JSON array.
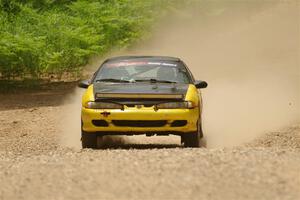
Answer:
[{"xmin": 0, "ymin": 0, "xmax": 178, "ymax": 79}]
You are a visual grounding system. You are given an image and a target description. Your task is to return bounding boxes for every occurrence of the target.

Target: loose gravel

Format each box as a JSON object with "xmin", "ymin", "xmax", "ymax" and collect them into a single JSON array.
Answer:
[{"xmin": 0, "ymin": 92, "xmax": 299, "ymax": 200}]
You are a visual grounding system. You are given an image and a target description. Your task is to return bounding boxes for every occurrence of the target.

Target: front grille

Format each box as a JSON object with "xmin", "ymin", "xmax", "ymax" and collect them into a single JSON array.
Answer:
[
  {"xmin": 125, "ymin": 104, "xmax": 136, "ymax": 107},
  {"xmin": 125, "ymin": 104, "xmax": 155, "ymax": 108},
  {"xmin": 92, "ymin": 120, "xmax": 109, "ymax": 127},
  {"xmin": 112, "ymin": 120, "xmax": 167, "ymax": 127},
  {"xmin": 171, "ymin": 120, "xmax": 188, "ymax": 127}
]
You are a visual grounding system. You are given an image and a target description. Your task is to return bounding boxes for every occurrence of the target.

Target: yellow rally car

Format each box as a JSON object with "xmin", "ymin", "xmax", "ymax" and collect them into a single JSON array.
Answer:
[{"xmin": 78, "ymin": 56, "xmax": 207, "ymax": 148}]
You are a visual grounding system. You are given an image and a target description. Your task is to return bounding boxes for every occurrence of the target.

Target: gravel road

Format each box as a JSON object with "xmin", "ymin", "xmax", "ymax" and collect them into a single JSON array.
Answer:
[{"xmin": 0, "ymin": 90, "xmax": 299, "ymax": 200}]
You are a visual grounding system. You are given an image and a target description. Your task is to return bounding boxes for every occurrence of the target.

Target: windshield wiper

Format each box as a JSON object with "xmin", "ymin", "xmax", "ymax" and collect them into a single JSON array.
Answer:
[
  {"xmin": 95, "ymin": 78, "xmax": 130, "ymax": 83},
  {"xmin": 135, "ymin": 79, "xmax": 177, "ymax": 83}
]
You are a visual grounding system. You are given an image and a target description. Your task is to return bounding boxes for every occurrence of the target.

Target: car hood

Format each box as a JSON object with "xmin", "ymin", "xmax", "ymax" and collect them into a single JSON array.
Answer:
[{"xmin": 93, "ymin": 82, "xmax": 189, "ymax": 100}]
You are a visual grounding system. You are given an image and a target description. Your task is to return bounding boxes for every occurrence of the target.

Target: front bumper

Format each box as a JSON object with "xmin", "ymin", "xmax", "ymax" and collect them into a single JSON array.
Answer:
[{"xmin": 81, "ymin": 106, "xmax": 199, "ymax": 135}]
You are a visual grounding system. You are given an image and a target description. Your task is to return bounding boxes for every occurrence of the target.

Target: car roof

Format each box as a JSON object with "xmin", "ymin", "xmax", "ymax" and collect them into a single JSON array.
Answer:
[{"xmin": 104, "ymin": 56, "xmax": 181, "ymax": 63}]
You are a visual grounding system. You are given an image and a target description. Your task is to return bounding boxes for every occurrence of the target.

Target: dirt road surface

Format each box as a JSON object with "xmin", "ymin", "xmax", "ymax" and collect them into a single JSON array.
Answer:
[{"xmin": 0, "ymin": 90, "xmax": 299, "ymax": 200}]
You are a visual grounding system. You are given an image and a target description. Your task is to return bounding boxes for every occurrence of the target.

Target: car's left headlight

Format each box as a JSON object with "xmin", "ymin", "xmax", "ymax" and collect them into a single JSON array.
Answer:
[
  {"xmin": 155, "ymin": 101, "xmax": 195, "ymax": 109},
  {"xmin": 85, "ymin": 101, "xmax": 123, "ymax": 109}
]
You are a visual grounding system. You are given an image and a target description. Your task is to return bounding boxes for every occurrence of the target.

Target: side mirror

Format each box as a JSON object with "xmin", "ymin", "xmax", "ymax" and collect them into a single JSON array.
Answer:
[
  {"xmin": 78, "ymin": 80, "xmax": 90, "ymax": 89},
  {"xmin": 194, "ymin": 80, "xmax": 208, "ymax": 89}
]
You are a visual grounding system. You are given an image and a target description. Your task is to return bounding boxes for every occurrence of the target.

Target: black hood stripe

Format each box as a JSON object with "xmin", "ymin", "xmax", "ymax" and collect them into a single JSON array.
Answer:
[{"xmin": 93, "ymin": 82, "xmax": 189, "ymax": 100}]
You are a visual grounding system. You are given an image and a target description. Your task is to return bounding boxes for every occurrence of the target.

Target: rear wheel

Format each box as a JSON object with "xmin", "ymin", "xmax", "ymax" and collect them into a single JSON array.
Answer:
[{"xmin": 81, "ymin": 130, "xmax": 97, "ymax": 149}]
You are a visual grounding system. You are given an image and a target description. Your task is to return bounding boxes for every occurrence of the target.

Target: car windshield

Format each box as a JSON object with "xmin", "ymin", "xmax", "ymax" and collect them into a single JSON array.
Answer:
[{"xmin": 94, "ymin": 60, "xmax": 191, "ymax": 84}]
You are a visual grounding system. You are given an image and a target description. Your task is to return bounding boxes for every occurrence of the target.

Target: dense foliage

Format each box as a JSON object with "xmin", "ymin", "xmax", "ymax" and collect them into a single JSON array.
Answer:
[{"xmin": 0, "ymin": 0, "xmax": 180, "ymax": 79}]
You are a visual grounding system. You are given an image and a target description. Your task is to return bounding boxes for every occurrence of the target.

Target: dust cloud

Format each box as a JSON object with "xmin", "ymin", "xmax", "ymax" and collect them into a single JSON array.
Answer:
[
  {"xmin": 128, "ymin": 0, "xmax": 300, "ymax": 147},
  {"xmin": 60, "ymin": 0, "xmax": 300, "ymax": 148},
  {"xmin": 59, "ymin": 88, "xmax": 83, "ymax": 150}
]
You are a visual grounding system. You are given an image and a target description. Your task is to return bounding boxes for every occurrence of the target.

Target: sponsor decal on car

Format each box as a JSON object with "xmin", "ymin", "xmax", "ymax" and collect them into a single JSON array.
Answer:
[{"xmin": 107, "ymin": 61, "xmax": 178, "ymax": 67}]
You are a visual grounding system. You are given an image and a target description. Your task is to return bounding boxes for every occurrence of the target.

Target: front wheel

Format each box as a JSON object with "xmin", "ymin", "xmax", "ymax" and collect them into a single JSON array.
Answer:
[
  {"xmin": 182, "ymin": 132, "xmax": 200, "ymax": 148},
  {"xmin": 181, "ymin": 122, "xmax": 205, "ymax": 148},
  {"xmin": 81, "ymin": 130, "xmax": 97, "ymax": 149}
]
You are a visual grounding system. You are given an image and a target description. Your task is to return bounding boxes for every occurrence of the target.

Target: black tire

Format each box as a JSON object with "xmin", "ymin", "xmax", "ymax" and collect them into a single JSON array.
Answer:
[
  {"xmin": 81, "ymin": 130, "xmax": 97, "ymax": 149},
  {"xmin": 182, "ymin": 132, "xmax": 200, "ymax": 148},
  {"xmin": 182, "ymin": 121, "xmax": 204, "ymax": 148}
]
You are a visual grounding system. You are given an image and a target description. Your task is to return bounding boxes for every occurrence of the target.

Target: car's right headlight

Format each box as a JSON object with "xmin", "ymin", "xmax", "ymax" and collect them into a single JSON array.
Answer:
[
  {"xmin": 155, "ymin": 101, "xmax": 195, "ymax": 109},
  {"xmin": 85, "ymin": 101, "xmax": 123, "ymax": 109}
]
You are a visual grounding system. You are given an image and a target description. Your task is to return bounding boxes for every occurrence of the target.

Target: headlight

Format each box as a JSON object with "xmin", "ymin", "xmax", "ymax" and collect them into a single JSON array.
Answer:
[
  {"xmin": 85, "ymin": 101, "xmax": 123, "ymax": 109},
  {"xmin": 156, "ymin": 101, "xmax": 195, "ymax": 109}
]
